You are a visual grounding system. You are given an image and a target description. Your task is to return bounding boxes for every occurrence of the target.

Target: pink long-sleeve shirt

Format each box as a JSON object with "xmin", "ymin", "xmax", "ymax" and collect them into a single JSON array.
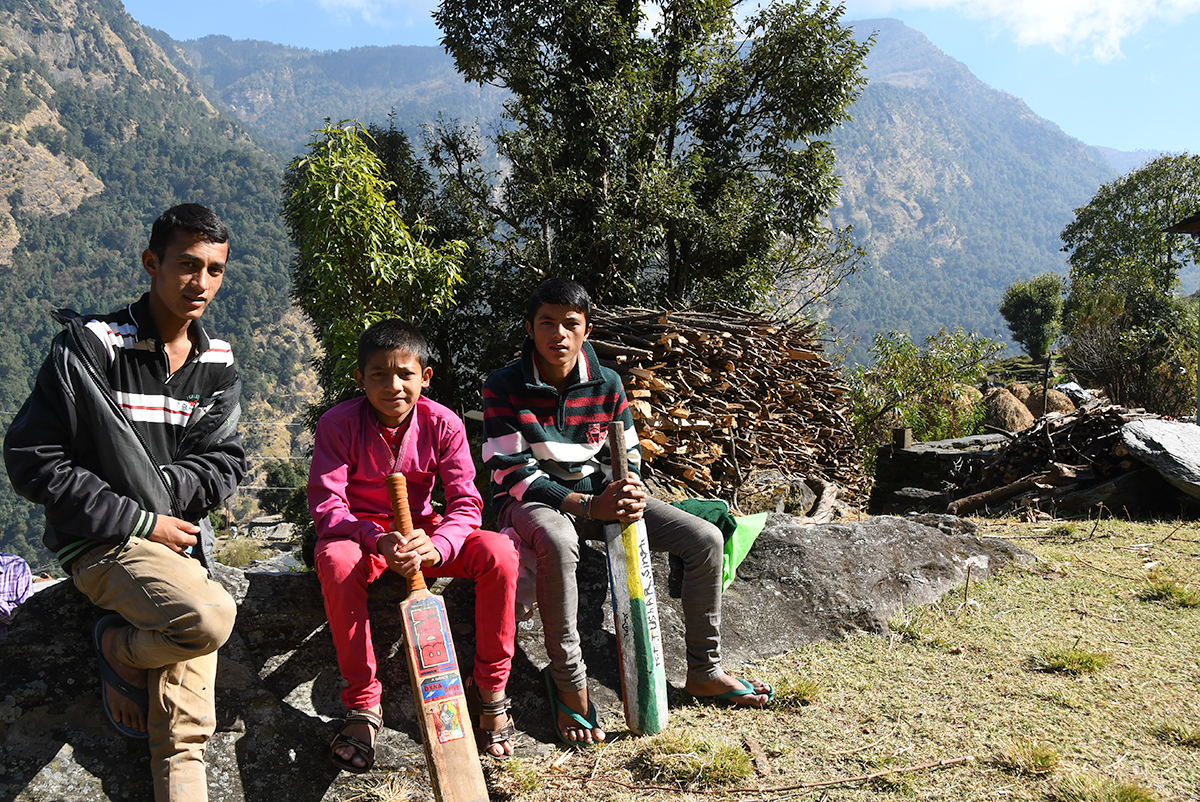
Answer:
[{"xmin": 307, "ymin": 395, "xmax": 483, "ymax": 564}]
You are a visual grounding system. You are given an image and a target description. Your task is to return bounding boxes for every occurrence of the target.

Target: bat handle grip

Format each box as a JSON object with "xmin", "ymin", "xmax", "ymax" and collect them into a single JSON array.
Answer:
[
  {"xmin": 386, "ymin": 473, "xmax": 428, "ymax": 593},
  {"xmin": 608, "ymin": 420, "xmax": 628, "ymax": 481}
]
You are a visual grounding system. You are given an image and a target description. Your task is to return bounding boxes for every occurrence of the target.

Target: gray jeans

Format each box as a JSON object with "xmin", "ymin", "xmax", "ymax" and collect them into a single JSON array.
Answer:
[{"xmin": 499, "ymin": 496, "xmax": 724, "ymax": 690}]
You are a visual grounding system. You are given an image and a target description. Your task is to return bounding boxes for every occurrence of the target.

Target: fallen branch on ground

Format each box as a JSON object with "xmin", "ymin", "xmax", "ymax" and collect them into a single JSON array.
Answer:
[{"xmin": 551, "ymin": 754, "xmax": 975, "ymax": 796}]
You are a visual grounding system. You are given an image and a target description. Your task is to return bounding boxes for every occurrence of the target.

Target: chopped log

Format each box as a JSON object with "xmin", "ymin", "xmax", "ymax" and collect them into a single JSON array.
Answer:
[{"xmin": 947, "ymin": 478, "xmax": 1039, "ymax": 516}]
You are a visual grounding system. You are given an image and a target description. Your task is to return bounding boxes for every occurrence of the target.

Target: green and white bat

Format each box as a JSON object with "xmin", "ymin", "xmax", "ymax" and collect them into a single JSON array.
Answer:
[{"xmin": 603, "ymin": 420, "xmax": 668, "ymax": 735}]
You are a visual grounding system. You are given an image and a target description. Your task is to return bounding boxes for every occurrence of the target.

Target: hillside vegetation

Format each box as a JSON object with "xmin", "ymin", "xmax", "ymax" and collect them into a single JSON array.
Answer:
[
  {"xmin": 827, "ymin": 19, "xmax": 1117, "ymax": 361},
  {"xmin": 0, "ymin": 0, "xmax": 303, "ymax": 563},
  {"xmin": 156, "ymin": 34, "xmax": 507, "ymax": 156}
]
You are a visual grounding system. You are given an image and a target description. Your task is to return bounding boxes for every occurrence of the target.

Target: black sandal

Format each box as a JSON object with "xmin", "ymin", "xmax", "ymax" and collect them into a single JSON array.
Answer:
[
  {"xmin": 329, "ymin": 708, "xmax": 383, "ymax": 773},
  {"xmin": 466, "ymin": 678, "xmax": 516, "ymax": 758}
]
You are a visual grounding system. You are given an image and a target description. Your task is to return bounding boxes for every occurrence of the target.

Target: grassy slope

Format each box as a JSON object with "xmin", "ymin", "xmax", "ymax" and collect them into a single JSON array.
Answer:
[{"xmin": 352, "ymin": 517, "xmax": 1199, "ymax": 802}]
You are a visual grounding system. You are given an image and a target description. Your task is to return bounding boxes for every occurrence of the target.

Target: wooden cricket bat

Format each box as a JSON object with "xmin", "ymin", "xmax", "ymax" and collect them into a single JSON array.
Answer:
[
  {"xmin": 603, "ymin": 421, "xmax": 669, "ymax": 735},
  {"xmin": 387, "ymin": 473, "xmax": 489, "ymax": 802}
]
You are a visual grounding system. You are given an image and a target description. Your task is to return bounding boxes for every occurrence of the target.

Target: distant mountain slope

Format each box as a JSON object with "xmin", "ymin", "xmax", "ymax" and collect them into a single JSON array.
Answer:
[
  {"xmin": 0, "ymin": 0, "xmax": 300, "ymax": 563},
  {"xmin": 826, "ymin": 19, "xmax": 1117, "ymax": 358},
  {"xmin": 158, "ymin": 34, "xmax": 507, "ymax": 154}
]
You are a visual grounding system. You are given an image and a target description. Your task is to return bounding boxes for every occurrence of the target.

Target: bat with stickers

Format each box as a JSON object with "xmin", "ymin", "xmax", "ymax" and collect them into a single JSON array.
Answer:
[
  {"xmin": 603, "ymin": 421, "xmax": 669, "ymax": 735},
  {"xmin": 387, "ymin": 472, "xmax": 489, "ymax": 802}
]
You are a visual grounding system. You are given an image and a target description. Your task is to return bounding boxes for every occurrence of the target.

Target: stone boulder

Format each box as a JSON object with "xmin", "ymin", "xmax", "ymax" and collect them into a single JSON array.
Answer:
[
  {"xmin": 1120, "ymin": 418, "xmax": 1200, "ymax": 499},
  {"xmin": 983, "ymin": 387, "xmax": 1035, "ymax": 432},
  {"xmin": 0, "ymin": 516, "xmax": 1032, "ymax": 801}
]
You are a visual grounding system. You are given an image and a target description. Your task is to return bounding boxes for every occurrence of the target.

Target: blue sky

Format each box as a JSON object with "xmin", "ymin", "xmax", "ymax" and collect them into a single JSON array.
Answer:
[{"xmin": 121, "ymin": 0, "xmax": 1200, "ymax": 155}]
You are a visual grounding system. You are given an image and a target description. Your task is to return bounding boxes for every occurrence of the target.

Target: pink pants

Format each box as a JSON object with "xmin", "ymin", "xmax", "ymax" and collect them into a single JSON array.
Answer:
[{"xmin": 315, "ymin": 528, "xmax": 518, "ymax": 711}]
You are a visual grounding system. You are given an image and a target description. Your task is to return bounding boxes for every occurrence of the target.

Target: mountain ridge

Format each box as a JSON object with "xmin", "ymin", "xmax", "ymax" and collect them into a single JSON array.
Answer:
[{"xmin": 825, "ymin": 18, "xmax": 1117, "ymax": 358}]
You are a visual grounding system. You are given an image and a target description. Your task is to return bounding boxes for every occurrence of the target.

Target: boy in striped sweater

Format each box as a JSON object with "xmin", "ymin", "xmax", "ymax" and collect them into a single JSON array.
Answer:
[{"xmin": 482, "ymin": 278, "xmax": 772, "ymax": 745}]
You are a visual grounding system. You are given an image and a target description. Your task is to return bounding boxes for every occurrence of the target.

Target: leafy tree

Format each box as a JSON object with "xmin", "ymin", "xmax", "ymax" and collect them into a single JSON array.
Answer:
[
  {"xmin": 433, "ymin": 0, "xmax": 870, "ymax": 307},
  {"xmin": 280, "ymin": 122, "xmax": 467, "ymax": 416},
  {"xmin": 1060, "ymin": 153, "xmax": 1200, "ymax": 411},
  {"xmin": 848, "ymin": 328, "xmax": 1004, "ymax": 465},
  {"xmin": 999, "ymin": 273, "xmax": 1063, "ymax": 361},
  {"xmin": 259, "ymin": 459, "xmax": 307, "ymax": 517}
]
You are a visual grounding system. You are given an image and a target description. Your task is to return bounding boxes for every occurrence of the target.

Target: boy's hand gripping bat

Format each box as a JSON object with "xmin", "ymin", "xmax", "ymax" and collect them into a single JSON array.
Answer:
[
  {"xmin": 387, "ymin": 473, "xmax": 489, "ymax": 802},
  {"xmin": 602, "ymin": 421, "xmax": 668, "ymax": 735}
]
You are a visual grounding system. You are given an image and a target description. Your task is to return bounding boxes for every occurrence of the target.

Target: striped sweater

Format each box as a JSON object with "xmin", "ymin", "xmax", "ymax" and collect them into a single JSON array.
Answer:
[{"xmin": 482, "ymin": 339, "xmax": 639, "ymax": 513}]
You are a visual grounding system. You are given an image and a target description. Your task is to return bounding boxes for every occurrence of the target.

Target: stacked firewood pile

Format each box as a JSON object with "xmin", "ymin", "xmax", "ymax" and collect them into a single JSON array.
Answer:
[
  {"xmin": 589, "ymin": 304, "xmax": 863, "ymax": 500},
  {"xmin": 945, "ymin": 401, "xmax": 1157, "ymax": 515}
]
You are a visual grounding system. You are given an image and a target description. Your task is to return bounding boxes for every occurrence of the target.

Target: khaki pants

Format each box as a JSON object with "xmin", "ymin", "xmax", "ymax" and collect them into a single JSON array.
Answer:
[{"xmin": 72, "ymin": 538, "xmax": 236, "ymax": 802}]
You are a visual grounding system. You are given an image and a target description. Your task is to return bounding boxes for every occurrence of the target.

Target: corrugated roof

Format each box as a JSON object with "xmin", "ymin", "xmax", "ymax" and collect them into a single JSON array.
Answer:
[{"xmin": 1164, "ymin": 211, "xmax": 1200, "ymax": 236}]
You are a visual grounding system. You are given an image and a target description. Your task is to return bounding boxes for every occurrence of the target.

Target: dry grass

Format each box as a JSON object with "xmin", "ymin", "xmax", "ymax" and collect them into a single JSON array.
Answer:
[
  {"xmin": 634, "ymin": 731, "xmax": 753, "ymax": 787},
  {"xmin": 1050, "ymin": 771, "xmax": 1160, "ymax": 802},
  {"xmin": 1152, "ymin": 722, "xmax": 1200, "ymax": 748},
  {"xmin": 352, "ymin": 517, "xmax": 1200, "ymax": 802},
  {"xmin": 214, "ymin": 536, "xmax": 268, "ymax": 567},
  {"xmin": 993, "ymin": 738, "xmax": 1061, "ymax": 776},
  {"xmin": 1029, "ymin": 645, "xmax": 1112, "ymax": 674},
  {"xmin": 1138, "ymin": 577, "xmax": 1200, "ymax": 608},
  {"xmin": 340, "ymin": 774, "xmax": 422, "ymax": 802}
]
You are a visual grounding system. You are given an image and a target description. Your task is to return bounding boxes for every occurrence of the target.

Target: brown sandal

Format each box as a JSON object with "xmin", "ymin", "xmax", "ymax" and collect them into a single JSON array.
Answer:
[
  {"xmin": 329, "ymin": 708, "xmax": 383, "ymax": 773},
  {"xmin": 466, "ymin": 678, "xmax": 516, "ymax": 758}
]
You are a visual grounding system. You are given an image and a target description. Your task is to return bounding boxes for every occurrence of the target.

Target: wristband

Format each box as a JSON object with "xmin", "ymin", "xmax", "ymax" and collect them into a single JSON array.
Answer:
[{"xmin": 581, "ymin": 494, "xmax": 593, "ymax": 520}]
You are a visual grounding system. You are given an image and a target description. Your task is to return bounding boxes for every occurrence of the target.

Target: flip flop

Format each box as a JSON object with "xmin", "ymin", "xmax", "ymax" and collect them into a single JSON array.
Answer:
[
  {"xmin": 689, "ymin": 677, "xmax": 774, "ymax": 707},
  {"xmin": 92, "ymin": 614, "xmax": 150, "ymax": 740},
  {"xmin": 542, "ymin": 666, "xmax": 600, "ymax": 745}
]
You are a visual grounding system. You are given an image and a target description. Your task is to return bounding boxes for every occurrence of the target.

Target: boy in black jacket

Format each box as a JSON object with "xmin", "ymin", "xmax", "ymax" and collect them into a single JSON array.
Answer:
[{"xmin": 4, "ymin": 204, "xmax": 246, "ymax": 802}]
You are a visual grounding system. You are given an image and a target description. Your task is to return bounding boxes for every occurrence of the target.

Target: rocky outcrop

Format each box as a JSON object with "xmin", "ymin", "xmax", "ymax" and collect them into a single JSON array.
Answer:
[
  {"xmin": 1120, "ymin": 419, "xmax": 1200, "ymax": 499},
  {"xmin": 0, "ymin": 515, "xmax": 1032, "ymax": 801}
]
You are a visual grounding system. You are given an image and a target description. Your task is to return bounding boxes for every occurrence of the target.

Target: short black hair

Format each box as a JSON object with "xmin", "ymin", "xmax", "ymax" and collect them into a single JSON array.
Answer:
[
  {"xmin": 148, "ymin": 204, "xmax": 230, "ymax": 259},
  {"xmin": 357, "ymin": 319, "xmax": 431, "ymax": 371},
  {"xmin": 525, "ymin": 277, "xmax": 592, "ymax": 324}
]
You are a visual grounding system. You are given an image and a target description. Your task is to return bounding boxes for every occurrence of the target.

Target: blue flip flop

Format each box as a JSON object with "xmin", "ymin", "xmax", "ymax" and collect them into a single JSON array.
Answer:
[
  {"xmin": 93, "ymin": 614, "xmax": 150, "ymax": 739},
  {"xmin": 542, "ymin": 666, "xmax": 600, "ymax": 745},
  {"xmin": 690, "ymin": 677, "xmax": 774, "ymax": 707}
]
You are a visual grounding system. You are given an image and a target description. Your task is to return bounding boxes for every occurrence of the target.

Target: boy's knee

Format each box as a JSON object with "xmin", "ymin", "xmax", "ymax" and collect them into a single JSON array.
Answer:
[
  {"xmin": 186, "ymin": 590, "xmax": 236, "ymax": 654},
  {"xmin": 690, "ymin": 520, "xmax": 725, "ymax": 569},
  {"xmin": 534, "ymin": 524, "xmax": 580, "ymax": 565},
  {"xmin": 314, "ymin": 538, "xmax": 366, "ymax": 585}
]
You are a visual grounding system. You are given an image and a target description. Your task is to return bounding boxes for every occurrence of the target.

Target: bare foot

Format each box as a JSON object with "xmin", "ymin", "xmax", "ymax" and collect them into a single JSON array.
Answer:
[
  {"xmin": 478, "ymin": 688, "xmax": 515, "ymax": 757},
  {"xmin": 555, "ymin": 686, "xmax": 605, "ymax": 743},
  {"xmin": 101, "ymin": 624, "xmax": 149, "ymax": 733},
  {"xmin": 685, "ymin": 674, "xmax": 772, "ymax": 708},
  {"xmin": 333, "ymin": 704, "xmax": 382, "ymax": 770}
]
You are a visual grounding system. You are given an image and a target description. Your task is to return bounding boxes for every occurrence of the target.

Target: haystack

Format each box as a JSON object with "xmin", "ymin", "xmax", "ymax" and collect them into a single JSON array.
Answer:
[
  {"xmin": 1025, "ymin": 387, "xmax": 1075, "ymax": 417},
  {"xmin": 984, "ymin": 387, "xmax": 1035, "ymax": 432}
]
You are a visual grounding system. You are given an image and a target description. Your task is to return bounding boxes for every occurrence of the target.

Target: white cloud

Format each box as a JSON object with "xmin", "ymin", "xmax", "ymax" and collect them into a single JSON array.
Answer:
[
  {"xmin": 844, "ymin": 0, "xmax": 1200, "ymax": 60},
  {"xmin": 316, "ymin": 0, "xmax": 437, "ymax": 28}
]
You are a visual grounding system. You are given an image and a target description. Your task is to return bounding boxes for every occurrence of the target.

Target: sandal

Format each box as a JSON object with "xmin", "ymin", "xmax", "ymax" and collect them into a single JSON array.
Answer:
[
  {"xmin": 466, "ymin": 677, "xmax": 516, "ymax": 758},
  {"xmin": 329, "ymin": 708, "xmax": 383, "ymax": 773}
]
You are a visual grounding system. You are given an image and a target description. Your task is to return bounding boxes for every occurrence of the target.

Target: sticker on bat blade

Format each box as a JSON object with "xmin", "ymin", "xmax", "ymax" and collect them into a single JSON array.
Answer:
[
  {"xmin": 420, "ymin": 673, "xmax": 464, "ymax": 703},
  {"xmin": 403, "ymin": 597, "xmax": 457, "ymax": 677},
  {"xmin": 432, "ymin": 699, "xmax": 466, "ymax": 743}
]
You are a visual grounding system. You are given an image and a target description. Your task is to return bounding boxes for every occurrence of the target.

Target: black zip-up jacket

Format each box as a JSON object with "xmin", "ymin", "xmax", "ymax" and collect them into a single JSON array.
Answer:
[{"xmin": 3, "ymin": 297, "xmax": 246, "ymax": 571}]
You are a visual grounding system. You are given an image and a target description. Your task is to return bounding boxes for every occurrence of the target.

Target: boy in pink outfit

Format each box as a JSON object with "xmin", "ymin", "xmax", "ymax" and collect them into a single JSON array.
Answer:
[{"xmin": 308, "ymin": 319, "xmax": 518, "ymax": 770}]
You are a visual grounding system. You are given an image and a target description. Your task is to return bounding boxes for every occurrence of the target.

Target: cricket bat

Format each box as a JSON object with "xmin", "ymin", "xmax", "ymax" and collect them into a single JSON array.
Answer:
[
  {"xmin": 387, "ymin": 473, "xmax": 489, "ymax": 802},
  {"xmin": 603, "ymin": 421, "xmax": 669, "ymax": 735}
]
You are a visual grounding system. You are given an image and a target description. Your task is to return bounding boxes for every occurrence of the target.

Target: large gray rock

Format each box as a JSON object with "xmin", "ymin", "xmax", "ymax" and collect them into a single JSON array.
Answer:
[
  {"xmin": 1120, "ymin": 418, "xmax": 1200, "ymax": 499},
  {"xmin": 0, "ymin": 515, "xmax": 1032, "ymax": 801}
]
